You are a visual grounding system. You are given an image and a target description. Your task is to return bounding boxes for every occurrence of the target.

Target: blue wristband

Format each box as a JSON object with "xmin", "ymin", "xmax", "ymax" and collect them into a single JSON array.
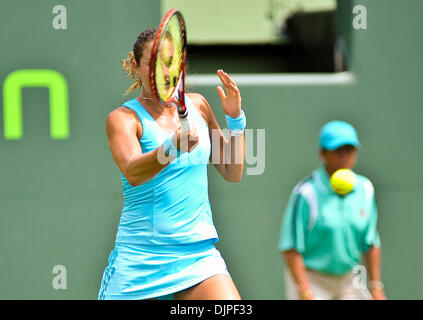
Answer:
[{"xmin": 225, "ymin": 109, "xmax": 246, "ymax": 132}]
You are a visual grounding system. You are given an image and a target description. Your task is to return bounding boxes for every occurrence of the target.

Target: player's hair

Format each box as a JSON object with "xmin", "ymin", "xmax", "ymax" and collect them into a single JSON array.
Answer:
[{"xmin": 121, "ymin": 27, "xmax": 158, "ymax": 95}]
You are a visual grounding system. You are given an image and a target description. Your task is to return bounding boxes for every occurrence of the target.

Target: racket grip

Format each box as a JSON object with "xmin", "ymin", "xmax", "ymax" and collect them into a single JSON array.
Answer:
[{"xmin": 179, "ymin": 115, "xmax": 189, "ymax": 133}]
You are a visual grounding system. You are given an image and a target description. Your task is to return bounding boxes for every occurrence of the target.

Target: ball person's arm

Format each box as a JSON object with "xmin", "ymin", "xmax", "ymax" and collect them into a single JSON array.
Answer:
[
  {"xmin": 283, "ymin": 250, "xmax": 313, "ymax": 300},
  {"xmin": 364, "ymin": 246, "xmax": 387, "ymax": 300}
]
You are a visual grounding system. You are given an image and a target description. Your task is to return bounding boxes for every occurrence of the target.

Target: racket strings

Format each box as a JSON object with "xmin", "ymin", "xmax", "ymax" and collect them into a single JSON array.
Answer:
[{"xmin": 155, "ymin": 14, "xmax": 185, "ymax": 102}]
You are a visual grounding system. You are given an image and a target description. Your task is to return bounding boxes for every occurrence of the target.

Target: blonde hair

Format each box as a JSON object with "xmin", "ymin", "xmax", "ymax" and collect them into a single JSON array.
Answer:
[
  {"xmin": 121, "ymin": 27, "xmax": 158, "ymax": 95},
  {"xmin": 121, "ymin": 51, "xmax": 141, "ymax": 95}
]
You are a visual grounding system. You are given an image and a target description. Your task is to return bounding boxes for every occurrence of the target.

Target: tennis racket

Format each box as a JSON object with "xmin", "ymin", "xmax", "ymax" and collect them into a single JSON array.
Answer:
[{"xmin": 150, "ymin": 8, "xmax": 189, "ymax": 133}]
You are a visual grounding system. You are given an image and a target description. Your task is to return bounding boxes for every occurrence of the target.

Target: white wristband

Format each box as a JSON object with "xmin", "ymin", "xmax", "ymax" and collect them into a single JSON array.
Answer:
[
  {"xmin": 162, "ymin": 133, "xmax": 179, "ymax": 158},
  {"xmin": 369, "ymin": 281, "xmax": 384, "ymax": 290}
]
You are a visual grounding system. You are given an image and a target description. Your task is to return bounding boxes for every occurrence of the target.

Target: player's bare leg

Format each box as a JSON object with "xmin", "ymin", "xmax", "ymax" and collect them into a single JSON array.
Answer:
[{"xmin": 174, "ymin": 274, "xmax": 241, "ymax": 300}]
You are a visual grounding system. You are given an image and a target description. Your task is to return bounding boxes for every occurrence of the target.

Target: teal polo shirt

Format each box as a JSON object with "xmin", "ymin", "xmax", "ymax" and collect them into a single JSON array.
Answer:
[{"xmin": 278, "ymin": 165, "xmax": 381, "ymax": 275}]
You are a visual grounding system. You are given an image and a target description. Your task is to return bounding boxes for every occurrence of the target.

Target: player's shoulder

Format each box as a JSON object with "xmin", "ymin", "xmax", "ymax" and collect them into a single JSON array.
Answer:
[
  {"xmin": 187, "ymin": 92, "xmax": 212, "ymax": 124},
  {"xmin": 187, "ymin": 92, "xmax": 205, "ymax": 101},
  {"xmin": 187, "ymin": 92, "xmax": 210, "ymax": 111},
  {"xmin": 109, "ymin": 98, "xmax": 142, "ymax": 118},
  {"xmin": 107, "ymin": 105, "xmax": 138, "ymax": 123},
  {"xmin": 105, "ymin": 105, "xmax": 140, "ymax": 136}
]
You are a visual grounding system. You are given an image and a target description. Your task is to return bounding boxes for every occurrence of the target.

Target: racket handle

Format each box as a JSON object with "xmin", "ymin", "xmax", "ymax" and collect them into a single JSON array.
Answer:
[{"xmin": 179, "ymin": 115, "xmax": 189, "ymax": 133}]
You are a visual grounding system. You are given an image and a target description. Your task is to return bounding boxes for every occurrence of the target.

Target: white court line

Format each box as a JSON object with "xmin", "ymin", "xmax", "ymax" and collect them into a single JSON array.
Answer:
[{"xmin": 187, "ymin": 72, "xmax": 355, "ymax": 86}]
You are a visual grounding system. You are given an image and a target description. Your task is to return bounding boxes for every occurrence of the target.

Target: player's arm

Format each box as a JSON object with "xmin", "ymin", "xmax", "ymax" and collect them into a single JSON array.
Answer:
[
  {"xmin": 188, "ymin": 92, "xmax": 245, "ymax": 182},
  {"xmin": 106, "ymin": 107, "xmax": 173, "ymax": 186}
]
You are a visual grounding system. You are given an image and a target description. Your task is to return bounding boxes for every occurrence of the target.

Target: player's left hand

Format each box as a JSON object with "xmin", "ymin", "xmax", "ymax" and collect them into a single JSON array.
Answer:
[{"xmin": 216, "ymin": 69, "xmax": 242, "ymax": 118}]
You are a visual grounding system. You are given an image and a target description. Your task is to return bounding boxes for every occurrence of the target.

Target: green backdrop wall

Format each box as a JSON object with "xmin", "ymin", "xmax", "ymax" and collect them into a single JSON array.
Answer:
[{"xmin": 0, "ymin": 0, "xmax": 422, "ymax": 299}]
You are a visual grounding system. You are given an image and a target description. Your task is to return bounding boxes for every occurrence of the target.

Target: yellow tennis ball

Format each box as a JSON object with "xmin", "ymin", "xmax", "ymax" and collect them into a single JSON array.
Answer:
[{"xmin": 330, "ymin": 169, "xmax": 356, "ymax": 195}]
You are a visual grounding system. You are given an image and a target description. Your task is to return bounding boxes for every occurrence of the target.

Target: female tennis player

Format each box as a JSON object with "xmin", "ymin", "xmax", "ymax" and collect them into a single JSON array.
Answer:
[
  {"xmin": 98, "ymin": 27, "xmax": 246, "ymax": 300},
  {"xmin": 278, "ymin": 121, "xmax": 387, "ymax": 300}
]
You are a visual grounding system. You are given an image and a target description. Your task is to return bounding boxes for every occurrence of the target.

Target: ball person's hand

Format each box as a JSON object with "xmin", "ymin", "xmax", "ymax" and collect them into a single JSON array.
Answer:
[
  {"xmin": 299, "ymin": 290, "xmax": 314, "ymax": 300},
  {"xmin": 371, "ymin": 287, "xmax": 387, "ymax": 300},
  {"xmin": 216, "ymin": 69, "xmax": 242, "ymax": 118}
]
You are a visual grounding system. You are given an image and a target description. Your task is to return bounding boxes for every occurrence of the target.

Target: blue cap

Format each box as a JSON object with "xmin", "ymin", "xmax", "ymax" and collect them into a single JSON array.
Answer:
[{"xmin": 319, "ymin": 121, "xmax": 361, "ymax": 150}]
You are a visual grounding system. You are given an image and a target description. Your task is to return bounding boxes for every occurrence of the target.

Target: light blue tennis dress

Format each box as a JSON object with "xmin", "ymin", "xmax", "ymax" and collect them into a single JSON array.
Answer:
[{"xmin": 98, "ymin": 96, "xmax": 229, "ymax": 300}]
